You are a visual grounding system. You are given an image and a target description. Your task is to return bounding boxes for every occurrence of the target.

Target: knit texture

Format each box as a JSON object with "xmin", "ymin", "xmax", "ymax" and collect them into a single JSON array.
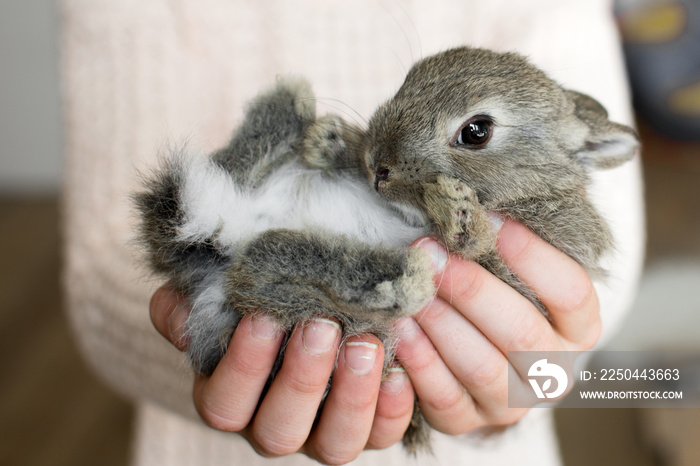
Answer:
[{"xmin": 60, "ymin": 1, "xmax": 644, "ymax": 464}]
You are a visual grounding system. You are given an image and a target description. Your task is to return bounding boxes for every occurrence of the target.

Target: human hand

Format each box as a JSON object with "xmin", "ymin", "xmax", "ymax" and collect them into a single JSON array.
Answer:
[
  {"xmin": 150, "ymin": 287, "xmax": 416, "ymax": 464},
  {"xmin": 398, "ymin": 217, "xmax": 601, "ymax": 435}
]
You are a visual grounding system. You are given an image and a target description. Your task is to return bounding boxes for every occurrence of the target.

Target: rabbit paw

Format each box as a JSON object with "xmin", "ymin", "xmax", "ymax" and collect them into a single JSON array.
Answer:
[
  {"xmin": 423, "ymin": 175, "xmax": 495, "ymax": 259},
  {"xmin": 353, "ymin": 248, "xmax": 434, "ymax": 317}
]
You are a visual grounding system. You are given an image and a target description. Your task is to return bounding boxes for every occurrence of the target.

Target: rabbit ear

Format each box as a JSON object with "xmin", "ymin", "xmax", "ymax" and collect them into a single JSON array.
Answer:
[{"xmin": 567, "ymin": 90, "xmax": 639, "ymax": 170}]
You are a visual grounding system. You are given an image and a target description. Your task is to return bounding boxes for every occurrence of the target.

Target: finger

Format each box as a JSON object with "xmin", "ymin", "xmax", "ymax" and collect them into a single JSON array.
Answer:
[
  {"xmin": 250, "ymin": 318, "xmax": 341, "ymax": 457},
  {"xmin": 394, "ymin": 316, "xmax": 481, "ymax": 435},
  {"xmin": 420, "ymin": 238, "xmax": 559, "ymax": 355},
  {"xmin": 305, "ymin": 335, "xmax": 384, "ymax": 464},
  {"xmin": 414, "ymin": 297, "xmax": 528, "ymax": 424},
  {"xmin": 366, "ymin": 368, "xmax": 416, "ymax": 450},
  {"xmin": 193, "ymin": 314, "xmax": 284, "ymax": 432},
  {"xmin": 496, "ymin": 219, "xmax": 601, "ymax": 348},
  {"xmin": 149, "ymin": 285, "xmax": 190, "ymax": 351}
]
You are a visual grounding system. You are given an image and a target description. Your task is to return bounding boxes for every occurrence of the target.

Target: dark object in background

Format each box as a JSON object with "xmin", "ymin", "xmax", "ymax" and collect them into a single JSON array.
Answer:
[{"xmin": 617, "ymin": 0, "xmax": 700, "ymax": 140}]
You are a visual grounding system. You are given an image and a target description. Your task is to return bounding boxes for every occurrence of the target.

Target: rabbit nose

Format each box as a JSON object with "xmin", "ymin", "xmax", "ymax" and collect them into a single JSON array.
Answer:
[{"xmin": 374, "ymin": 167, "xmax": 390, "ymax": 191}]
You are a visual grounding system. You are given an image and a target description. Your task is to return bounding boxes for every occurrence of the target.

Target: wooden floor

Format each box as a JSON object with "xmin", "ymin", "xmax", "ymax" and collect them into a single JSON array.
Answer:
[{"xmin": 1, "ymin": 119, "xmax": 698, "ymax": 466}]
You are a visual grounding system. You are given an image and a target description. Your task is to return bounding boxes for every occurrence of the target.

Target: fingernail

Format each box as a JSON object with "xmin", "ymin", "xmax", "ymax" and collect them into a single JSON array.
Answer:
[
  {"xmin": 250, "ymin": 314, "xmax": 282, "ymax": 341},
  {"xmin": 381, "ymin": 367, "xmax": 408, "ymax": 395},
  {"xmin": 414, "ymin": 237, "xmax": 448, "ymax": 272},
  {"xmin": 395, "ymin": 317, "xmax": 419, "ymax": 340},
  {"xmin": 168, "ymin": 304, "xmax": 190, "ymax": 349},
  {"xmin": 302, "ymin": 318, "xmax": 340, "ymax": 355},
  {"xmin": 487, "ymin": 211, "xmax": 504, "ymax": 233},
  {"xmin": 344, "ymin": 341, "xmax": 378, "ymax": 375}
]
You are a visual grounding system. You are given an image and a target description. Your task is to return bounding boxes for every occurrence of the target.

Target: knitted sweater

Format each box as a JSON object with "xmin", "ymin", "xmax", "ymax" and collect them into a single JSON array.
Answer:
[{"xmin": 61, "ymin": 1, "xmax": 644, "ymax": 464}]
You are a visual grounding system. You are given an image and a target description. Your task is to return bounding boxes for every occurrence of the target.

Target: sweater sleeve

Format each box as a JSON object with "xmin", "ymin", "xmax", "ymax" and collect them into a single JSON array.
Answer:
[{"xmin": 61, "ymin": 0, "xmax": 643, "ymax": 426}]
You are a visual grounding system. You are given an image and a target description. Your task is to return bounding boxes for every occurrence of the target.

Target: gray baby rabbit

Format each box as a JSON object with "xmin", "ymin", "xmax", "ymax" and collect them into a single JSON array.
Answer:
[
  {"xmin": 361, "ymin": 47, "xmax": 639, "ymax": 312},
  {"xmin": 134, "ymin": 46, "xmax": 638, "ymax": 454}
]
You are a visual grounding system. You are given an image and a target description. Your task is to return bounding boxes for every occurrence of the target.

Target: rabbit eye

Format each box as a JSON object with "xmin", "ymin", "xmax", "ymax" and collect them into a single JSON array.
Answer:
[
  {"xmin": 455, "ymin": 117, "xmax": 493, "ymax": 147},
  {"xmin": 374, "ymin": 166, "xmax": 390, "ymax": 191}
]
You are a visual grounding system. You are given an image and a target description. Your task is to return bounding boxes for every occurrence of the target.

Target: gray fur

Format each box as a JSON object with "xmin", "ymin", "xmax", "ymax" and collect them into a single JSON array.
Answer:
[
  {"xmin": 365, "ymin": 47, "xmax": 638, "ymax": 313},
  {"xmin": 133, "ymin": 153, "xmax": 230, "ymax": 293},
  {"xmin": 134, "ymin": 47, "xmax": 638, "ymax": 455},
  {"xmin": 212, "ymin": 77, "xmax": 316, "ymax": 188}
]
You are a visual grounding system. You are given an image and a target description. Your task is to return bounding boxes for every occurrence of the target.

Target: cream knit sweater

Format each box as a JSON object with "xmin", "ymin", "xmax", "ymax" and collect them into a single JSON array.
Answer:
[{"xmin": 61, "ymin": 1, "xmax": 644, "ymax": 464}]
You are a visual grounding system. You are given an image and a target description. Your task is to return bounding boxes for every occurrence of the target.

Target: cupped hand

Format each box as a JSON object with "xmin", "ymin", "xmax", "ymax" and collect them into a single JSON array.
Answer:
[
  {"xmin": 150, "ymin": 287, "xmax": 416, "ymax": 465},
  {"xmin": 398, "ymin": 217, "xmax": 601, "ymax": 435},
  {"xmin": 149, "ymin": 216, "xmax": 601, "ymax": 460}
]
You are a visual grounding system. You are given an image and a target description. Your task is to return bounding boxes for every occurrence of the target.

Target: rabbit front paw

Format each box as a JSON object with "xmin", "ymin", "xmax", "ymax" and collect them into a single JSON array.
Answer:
[{"xmin": 422, "ymin": 175, "xmax": 495, "ymax": 259}]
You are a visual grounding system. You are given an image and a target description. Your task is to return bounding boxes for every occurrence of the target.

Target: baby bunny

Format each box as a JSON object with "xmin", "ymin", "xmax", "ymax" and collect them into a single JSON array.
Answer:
[
  {"xmin": 135, "ymin": 77, "xmax": 435, "ymax": 379},
  {"xmin": 361, "ymin": 47, "xmax": 639, "ymax": 312},
  {"xmin": 134, "ymin": 46, "xmax": 638, "ymax": 455}
]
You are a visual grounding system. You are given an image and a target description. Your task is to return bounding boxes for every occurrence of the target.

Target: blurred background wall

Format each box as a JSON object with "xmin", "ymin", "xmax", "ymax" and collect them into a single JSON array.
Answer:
[
  {"xmin": 0, "ymin": 0, "xmax": 62, "ymax": 195},
  {"xmin": 0, "ymin": 3, "xmax": 134, "ymax": 465}
]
